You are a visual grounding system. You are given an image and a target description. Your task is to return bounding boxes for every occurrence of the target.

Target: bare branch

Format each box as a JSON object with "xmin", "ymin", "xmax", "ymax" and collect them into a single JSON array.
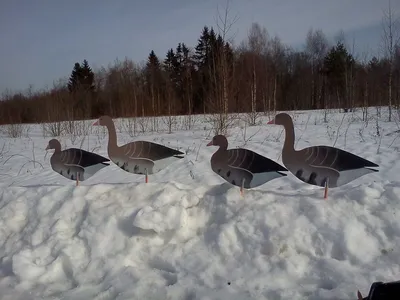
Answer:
[
  {"xmin": 380, "ymin": 0, "xmax": 400, "ymax": 121},
  {"xmin": 214, "ymin": 0, "xmax": 240, "ymax": 43}
]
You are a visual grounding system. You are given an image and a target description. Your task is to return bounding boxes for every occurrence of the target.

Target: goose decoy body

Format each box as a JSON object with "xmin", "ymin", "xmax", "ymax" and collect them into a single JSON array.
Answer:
[
  {"xmin": 93, "ymin": 115, "xmax": 185, "ymax": 182},
  {"xmin": 46, "ymin": 139, "xmax": 110, "ymax": 186},
  {"xmin": 267, "ymin": 113, "xmax": 379, "ymax": 196},
  {"xmin": 207, "ymin": 135, "xmax": 287, "ymax": 194}
]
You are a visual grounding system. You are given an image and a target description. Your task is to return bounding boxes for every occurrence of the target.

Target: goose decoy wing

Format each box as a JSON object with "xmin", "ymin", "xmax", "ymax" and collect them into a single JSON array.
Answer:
[
  {"xmin": 296, "ymin": 145, "xmax": 379, "ymax": 187},
  {"xmin": 300, "ymin": 145, "xmax": 378, "ymax": 172},
  {"xmin": 120, "ymin": 141, "xmax": 185, "ymax": 161},
  {"xmin": 113, "ymin": 141, "xmax": 185, "ymax": 175},
  {"xmin": 57, "ymin": 148, "xmax": 110, "ymax": 180},
  {"xmin": 61, "ymin": 148, "xmax": 110, "ymax": 167},
  {"xmin": 221, "ymin": 148, "xmax": 287, "ymax": 188},
  {"xmin": 226, "ymin": 148, "xmax": 287, "ymax": 174}
]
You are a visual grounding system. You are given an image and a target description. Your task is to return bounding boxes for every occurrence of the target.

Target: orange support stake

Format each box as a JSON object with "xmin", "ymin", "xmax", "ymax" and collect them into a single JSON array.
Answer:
[
  {"xmin": 323, "ymin": 178, "xmax": 329, "ymax": 200},
  {"xmin": 240, "ymin": 178, "xmax": 245, "ymax": 197}
]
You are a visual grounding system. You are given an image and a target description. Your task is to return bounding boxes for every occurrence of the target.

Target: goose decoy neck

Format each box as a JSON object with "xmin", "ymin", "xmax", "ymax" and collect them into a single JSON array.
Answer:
[
  {"xmin": 105, "ymin": 119, "xmax": 118, "ymax": 149},
  {"xmin": 218, "ymin": 140, "xmax": 228, "ymax": 151},
  {"xmin": 96, "ymin": 116, "xmax": 118, "ymax": 149},
  {"xmin": 282, "ymin": 120, "xmax": 295, "ymax": 154},
  {"xmin": 271, "ymin": 113, "xmax": 295, "ymax": 154}
]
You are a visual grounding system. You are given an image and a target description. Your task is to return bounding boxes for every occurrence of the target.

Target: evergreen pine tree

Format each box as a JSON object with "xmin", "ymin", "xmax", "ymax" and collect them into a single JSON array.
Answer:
[
  {"xmin": 164, "ymin": 48, "xmax": 179, "ymax": 90},
  {"xmin": 80, "ymin": 59, "xmax": 95, "ymax": 91},
  {"xmin": 67, "ymin": 59, "xmax": 95, "ymax": 93},
  {"xmin": 194, "ymin": 26, "xmax": 211, "ymax": 69},
  {"xmin": 145, "ymin": 50, "xmax": 163, "ymax": 115},
  {"xmin": 323, "ymin": 42, "xmax": 355, "ymax": 108},
  {"xmin": 164, "ymin": 48, "xmax": 176, "ymax": 73},
  {"xmin": 146, "ymin": 50, "xmax": 161, "ymax": 73},
  {"xmin": 68, "ymin": 63, "xmax": 82, "ymax": 92}
]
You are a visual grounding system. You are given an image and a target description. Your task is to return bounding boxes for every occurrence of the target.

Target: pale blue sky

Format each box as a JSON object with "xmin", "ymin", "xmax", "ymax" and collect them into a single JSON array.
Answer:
[{"xmin": 0, "ymin": 0, "xmax": 398, "ymax": 94}]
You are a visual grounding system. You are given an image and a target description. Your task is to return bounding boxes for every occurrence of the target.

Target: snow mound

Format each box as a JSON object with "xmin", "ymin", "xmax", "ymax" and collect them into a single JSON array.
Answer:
[{"xmin": 1, "ymin": 180, "xmax": 400, "ymax": 299}]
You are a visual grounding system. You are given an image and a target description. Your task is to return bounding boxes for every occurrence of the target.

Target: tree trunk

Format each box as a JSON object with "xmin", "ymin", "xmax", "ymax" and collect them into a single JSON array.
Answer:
[
  {"xmin": 389, "ymin": 65, "xmax": 392, "ymax": 121},
  {"xmin": 273, "ymin": 75, "xmax": 277, "ymax": 112}
]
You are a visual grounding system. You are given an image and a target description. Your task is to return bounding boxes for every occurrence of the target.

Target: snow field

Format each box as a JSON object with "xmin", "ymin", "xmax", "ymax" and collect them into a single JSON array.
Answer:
[{"xmin": 0, "ymin": 108, "xmax": 399, "ymax": 299}]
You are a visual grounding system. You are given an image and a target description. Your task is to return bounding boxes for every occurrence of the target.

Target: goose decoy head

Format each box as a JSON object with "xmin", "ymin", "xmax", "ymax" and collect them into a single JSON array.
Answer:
[
  {"xmin": 206, "ymin": 135, "xmax": 228, "ymax": 149},
  {"xmin": 267, "ymin": 113, "xmax": 292, "ymax": 126},
  {"xmin": 93, "ymin": 115, "xmax": 112, "ymax": 126},
  {"xmin": 45, "ymin": 139, "xmax": 61, "ymax": 152}
]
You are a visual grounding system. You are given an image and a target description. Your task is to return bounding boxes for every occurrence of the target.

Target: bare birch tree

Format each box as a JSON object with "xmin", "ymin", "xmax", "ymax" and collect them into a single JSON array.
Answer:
[
  {"xmin": 306, "ymin": 28, "xmax": 329, "ymax": 110},
  {"xmin": 245, "ymin": 22, "xmax": 268, "ymax": 125},
  {"xmin": 207, "ymin": 0, "xmax": 239, "ymax": 135},
  {"xmin": 381, "ymin": 0, "xmax": 400, "ymax": 121},
  {"xmin": 268, "ymin": 36, "xmax": 286, "ymax": 113}
]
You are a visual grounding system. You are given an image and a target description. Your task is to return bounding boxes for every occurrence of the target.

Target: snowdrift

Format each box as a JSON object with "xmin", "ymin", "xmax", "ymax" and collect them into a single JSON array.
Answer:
[{"xmin": 1, "ymin": 181, "xmax": 400, "ymax": 299}]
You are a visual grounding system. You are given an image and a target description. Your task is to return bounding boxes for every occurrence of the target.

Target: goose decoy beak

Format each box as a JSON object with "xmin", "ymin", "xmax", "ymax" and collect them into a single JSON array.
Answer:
[
  {"xmin": 267, "ymin": 119, "xmax": 275, "ymax": 124},
  {"xmin": 357, "ymin": 290, "xmax": 364, "ymax": 300},
  {"xmin": 206, "ymin": 141, "xmax": 213, "ymax": 146},
  {"xmin": 45, "ymin": 144, "xmax": 50, "ymax": 150},
  {"xmin": 92, "ymin": 120, "xmax": 99, "ymax": 126}
]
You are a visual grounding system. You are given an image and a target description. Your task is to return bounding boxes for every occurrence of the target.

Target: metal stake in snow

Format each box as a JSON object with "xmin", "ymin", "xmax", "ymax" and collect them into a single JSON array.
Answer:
[
  {"xmin": 240, "ymin": 178, "xmax": 245, "ymax": 197},
  {"xmin": 324, "ymin": 178, "xmax": 329, "ymax": 200},
  {"xmin": 76, "ymin": 172, "xmax": 80, "ymax": 186},
  {"xmin": 145, "ymin": 168, "xmax": 148, "ymax": 183}
]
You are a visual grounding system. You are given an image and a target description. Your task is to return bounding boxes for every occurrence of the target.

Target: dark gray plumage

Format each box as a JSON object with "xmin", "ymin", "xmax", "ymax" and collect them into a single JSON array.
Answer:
[
  {"xmin": 267, "ymin": 113, "xmax": 379, "ymax": 188},
  {"xmin": 46, "ymin": 139, "xmax": 110, "ymax": 184},
  {"xmin": 207, "ymin": 135, "xmax": 287, "ymax": 189}
]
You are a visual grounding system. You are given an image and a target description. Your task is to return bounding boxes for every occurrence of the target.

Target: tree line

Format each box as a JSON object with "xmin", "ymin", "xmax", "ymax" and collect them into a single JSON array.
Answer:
[{"xmin": 1, "ymin": 20, "xmax": 399, "ymax": 126}]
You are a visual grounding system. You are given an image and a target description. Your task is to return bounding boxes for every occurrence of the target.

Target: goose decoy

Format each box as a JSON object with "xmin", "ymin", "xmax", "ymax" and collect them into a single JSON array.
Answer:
[
  {"xmin": 207, "ymin": 135, "xmax": 288, "ymax": 195},
  {"xmin": 267, "ymin": 113, "xmax": 379, "ymax": 198},
  {"xmin": 92, "ymin": 115, "xmax": 185, "ymax": 182},
  {"xmin": 45, "ymin": 139, "xmax": 110, "ymax": 186}
]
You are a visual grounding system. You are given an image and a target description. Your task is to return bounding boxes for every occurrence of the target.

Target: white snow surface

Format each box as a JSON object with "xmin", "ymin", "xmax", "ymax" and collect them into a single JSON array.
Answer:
[{"xmin": 0, "ymin": 108, "xmax": 399, "ymax": 299}]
